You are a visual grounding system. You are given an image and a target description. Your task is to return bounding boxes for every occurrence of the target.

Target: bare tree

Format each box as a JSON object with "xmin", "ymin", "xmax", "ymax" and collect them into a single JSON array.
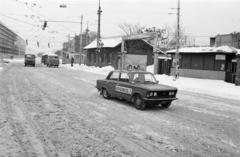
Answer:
[
  {"xmin": 166, "ymin": 25, "xmax": 195, "ymax": 49},
  {"xmin": 118, "ymin": 23, "xmax": 146, "ymax": 36}
]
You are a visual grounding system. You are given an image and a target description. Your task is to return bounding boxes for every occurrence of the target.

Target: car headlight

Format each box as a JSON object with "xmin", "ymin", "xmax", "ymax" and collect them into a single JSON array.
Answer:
[
  {"xmin": 169, "ymin": 92, "xmax": 175, "ymax": 96},
  {"xmin": 146, "ymin": 92, "xmax": 153, "ymax": 98},
  {"xmin": 149, "ymin": 92, "xmax": 153, "ymax": 96}
]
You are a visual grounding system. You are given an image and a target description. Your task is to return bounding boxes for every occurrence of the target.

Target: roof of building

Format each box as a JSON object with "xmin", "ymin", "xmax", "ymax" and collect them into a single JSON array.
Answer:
[
  {"xmin": 84, "ymin": 36, "xmax": 163, "ymax": 53},
  {"xmin": 167, "ymin": 45, "xmax": 239, "ymax": 54},
  {"xmin": 84, "ymin": 37, "xmax": 122, "ymax": 49}
]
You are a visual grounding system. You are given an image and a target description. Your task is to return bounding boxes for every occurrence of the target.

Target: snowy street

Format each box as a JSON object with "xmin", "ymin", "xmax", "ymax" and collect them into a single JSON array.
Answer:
[{"xmin": 0, "ymin": 62, "xmax": 240, "ymax": 157}]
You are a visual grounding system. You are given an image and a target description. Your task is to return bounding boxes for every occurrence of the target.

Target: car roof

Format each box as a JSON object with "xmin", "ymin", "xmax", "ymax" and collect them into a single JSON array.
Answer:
[{"xmin": 48, "ymin": 54, "xmax": 58, "ymax": 56}]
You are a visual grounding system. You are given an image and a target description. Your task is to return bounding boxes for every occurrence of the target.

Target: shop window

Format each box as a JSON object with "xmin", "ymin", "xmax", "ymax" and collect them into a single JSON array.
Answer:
[
  {"xmin": 181, "ymin": 54, "xmax": 191, "ymax": 69},
  {"xmin": 191, "ymin": 55, "xmax": 203, "ymax": 70},
  {"xmin": 214, "ymin": 55, "xmax": 226, "ymax": 71},
  {"xmin": 203, "ymin": 55, "xmax": 214, "ymax": 70}
]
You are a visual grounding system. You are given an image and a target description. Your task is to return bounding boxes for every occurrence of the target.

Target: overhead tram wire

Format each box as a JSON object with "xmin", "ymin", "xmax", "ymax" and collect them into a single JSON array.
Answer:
[
  {"xmin": 21, "ymin": 1, "xmax": 78, "ymax": 35},
  {"xmin": 0, "ymin": 12, "xmax": 37, "ymax": 26}
]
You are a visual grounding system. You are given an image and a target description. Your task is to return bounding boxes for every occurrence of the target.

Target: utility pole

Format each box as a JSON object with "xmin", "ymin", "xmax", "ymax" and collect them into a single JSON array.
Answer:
[
  {"xmin": 174, "ymin": 0, "xmax": 180, "ymax": 79},
  {"xmin": 121, "ymin": 39, "xmax": 125, "ymax": 70},
  {"xmin": 96, "ymin": 0, "xmax": 102, "ymax": 66},
  {"xmin": 79, "ymin": 15, "xmax": 83, "ymax": 64},
  {"xmin": 153, "ymin": 32, "xmax": 158, "ymax": 74}
]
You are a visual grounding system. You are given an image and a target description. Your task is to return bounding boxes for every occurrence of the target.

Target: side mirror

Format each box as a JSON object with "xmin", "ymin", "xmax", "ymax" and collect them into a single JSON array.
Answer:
[{"xmin": 156, "ymin": 80, "xmax": 159, "ymax": 84}]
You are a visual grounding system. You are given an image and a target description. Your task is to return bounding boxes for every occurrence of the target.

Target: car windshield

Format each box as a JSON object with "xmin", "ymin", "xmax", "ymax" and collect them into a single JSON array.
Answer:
[
  {"xmin": 132, "ymin": 73, "xmax": 157, "ymax": 84},
  {"xmin": 25, "ymin": 54, "xmax": 35, "ymax": 58},
  {"xmin": 49, "ymin": 56, "xmax": 58, "ymax": 59}
]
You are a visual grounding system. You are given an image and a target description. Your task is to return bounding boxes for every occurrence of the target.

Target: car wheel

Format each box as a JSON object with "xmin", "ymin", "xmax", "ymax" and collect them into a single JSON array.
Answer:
[
  {"xmin": 161, "ymin": 102, "xmax": 171, "ymax": 109},
  {"xmin": 134, "ymin": 95, "xmax": 146, "ymax": 110},
  {"xmin": 102, "ymin": 88, "xmax": 110, "ymax": 99}
]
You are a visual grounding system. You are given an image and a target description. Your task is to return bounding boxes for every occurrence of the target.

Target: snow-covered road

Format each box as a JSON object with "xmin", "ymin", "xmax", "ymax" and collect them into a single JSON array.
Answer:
[{"xmin": 0, "ymin": 63, "xmax": 240, "ymax": 157}]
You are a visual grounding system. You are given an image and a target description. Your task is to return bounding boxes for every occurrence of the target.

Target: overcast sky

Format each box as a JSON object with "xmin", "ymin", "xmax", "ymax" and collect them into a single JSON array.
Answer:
[{"xmin": 0, "ymin": 0, "xmax": 240, "ymax": 53}]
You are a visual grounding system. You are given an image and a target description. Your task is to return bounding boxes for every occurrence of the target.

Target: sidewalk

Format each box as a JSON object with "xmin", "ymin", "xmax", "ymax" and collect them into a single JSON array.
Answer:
[{"xmin": 61, "ymin": 64, "xmax": 240, "ymax": 101}]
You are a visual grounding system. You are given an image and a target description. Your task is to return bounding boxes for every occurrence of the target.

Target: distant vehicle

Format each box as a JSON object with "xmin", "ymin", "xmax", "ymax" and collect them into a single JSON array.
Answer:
[
  {"xmin": 24, "ymin": 54, "xmax": 35, "ymax": 67},
  {"xmin": 41, "ymin": 53, "xmax": 48, "ymax": 65},
  {"xmin": 46, "ymin": 54, "xmax": 59, "ymax": 67},
  {"xmin": 96, "ymin": 70, "xmax": 178, "ymax": 110}
]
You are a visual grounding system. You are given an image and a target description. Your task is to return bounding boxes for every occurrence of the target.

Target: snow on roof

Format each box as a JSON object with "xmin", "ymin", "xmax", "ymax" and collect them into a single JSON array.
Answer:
[
  {"xmin": 237, "ymin": 49, "xmax": 240, "ymax": 55},
  {"xmin": 167, "ymin": 45, "xmax": 239, "ymax": 54},
  {"xmin": 84, "ymin": 37, "xmax": 122, "ymax": 49}
]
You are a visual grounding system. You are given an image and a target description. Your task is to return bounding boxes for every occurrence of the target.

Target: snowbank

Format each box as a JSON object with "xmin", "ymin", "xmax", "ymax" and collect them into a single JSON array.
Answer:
[
  {"xmin": 62, "ymin": 64, "xmax": 240, "ymax": 101},
  {"xmin": 147, "ymin": 65, "xmax": 240, "ymax": 100},
  {"xmin": 60, "ymin": 64, "xmax": 114, "ymax": 75},
  {"xmin": 3, "ymin": 58, "xmax": 24, "ymax": 63}
]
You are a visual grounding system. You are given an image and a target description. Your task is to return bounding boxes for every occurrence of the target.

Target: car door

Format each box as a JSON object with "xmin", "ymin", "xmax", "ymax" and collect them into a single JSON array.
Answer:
[
  {"xmin": 115, "ymin": 72, "xmax": 133, "ymax": 101},
  {"xmin": 107, "ymin": 71, "xmax": 120, "ymax": 97}
]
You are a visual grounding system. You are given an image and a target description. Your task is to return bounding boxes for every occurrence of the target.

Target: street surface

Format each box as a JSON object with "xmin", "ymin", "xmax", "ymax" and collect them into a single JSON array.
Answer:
[{"xmin": 0, "ymin": 63, "xmax": 240, "ymax": 157}]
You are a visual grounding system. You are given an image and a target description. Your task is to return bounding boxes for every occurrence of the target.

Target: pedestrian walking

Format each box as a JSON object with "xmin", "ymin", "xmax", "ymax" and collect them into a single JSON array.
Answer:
[{"xmin": 71, "ymin": 57, "xmax": 74, "ymax": 67}]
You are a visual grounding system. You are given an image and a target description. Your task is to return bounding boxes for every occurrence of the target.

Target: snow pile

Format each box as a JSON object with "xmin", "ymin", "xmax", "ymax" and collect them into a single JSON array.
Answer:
[
  {"xmin": 60, "ymin": 64, "xmax": 114, "ymax": 75},
  {"xmin": 145, "ymin": 65, "xmax": 240, "ymax": 100},
  {"xmin": 3, "ymin": 58, "xmax": 24, "ymax": 63},
  {"xmin": 154, "ymin": 74, "xmax": 240, "ymax": 101}
]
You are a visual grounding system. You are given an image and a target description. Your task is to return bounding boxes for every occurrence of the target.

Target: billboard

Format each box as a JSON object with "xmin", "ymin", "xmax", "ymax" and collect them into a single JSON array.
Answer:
[{"xmin": 124, "ymin": 54, "xmax": 147, "ymax": 71}]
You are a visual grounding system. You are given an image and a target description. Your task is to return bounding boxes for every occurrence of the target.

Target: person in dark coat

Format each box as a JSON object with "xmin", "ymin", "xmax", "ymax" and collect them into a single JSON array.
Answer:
[{"xmin": 71, "ymin": 57, "xmax": 74, "ymax": 67}]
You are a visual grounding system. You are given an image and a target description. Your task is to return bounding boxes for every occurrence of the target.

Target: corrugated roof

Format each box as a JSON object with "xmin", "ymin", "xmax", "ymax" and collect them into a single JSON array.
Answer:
[
  {"xmin": 167, "ymin": 45, "xmax": 239, "ymax": 54},
  {"xmin": 84, "ymin": 37, "xmax": 122, "ymax": 49}
]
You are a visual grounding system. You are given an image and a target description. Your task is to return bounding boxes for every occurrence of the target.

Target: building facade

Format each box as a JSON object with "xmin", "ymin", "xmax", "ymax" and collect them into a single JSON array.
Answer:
[
  {"xmin": 211, "ymin": 32, "xmax": 240, "ymax": 49},
  {"xmin": 84, "ymin": 37, "xmax": 158, "ymax": 69},
  {"xmin": 0, "ymin": 21, "xmax": 25, "ymax": 58},
  {"xmin": 62, "ymin": 32, "xmax": 90, "ymax": 64},
  {"xmin": 167, "ymin": 46, "xmax": 238, "ymax": 82}
]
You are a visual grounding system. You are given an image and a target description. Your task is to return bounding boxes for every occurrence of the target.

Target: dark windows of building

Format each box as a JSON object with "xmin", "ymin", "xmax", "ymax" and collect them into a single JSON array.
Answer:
[
  {"xmin": 181, "ymin": 54, "xmax": 191, "ymax": 69},
  {"xmin": 101, "ymin": 53, "xmax": 104, "ymax": 63},
  {"xmin": 191, "ymin": 54, "xmax": 204, "ymax": 70},
  {"xmin": 203, "ymin": 55, "xmax": 215, "ymax": 70},
  {"xmin": 214, "ymin": 55, "xmax": 226, "ymax": 71}
]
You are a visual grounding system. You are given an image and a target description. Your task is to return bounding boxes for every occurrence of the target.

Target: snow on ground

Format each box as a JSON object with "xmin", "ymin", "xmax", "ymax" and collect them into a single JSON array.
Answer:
[
  {"xmin": 3, "ymin": 58, "xmax": 24, "ymax": 63},
  {"xmin": 3, "ymin": 58, "xmax": 240, "ymax": 101},
  {"xmin": 62, "ymin": 64, "xmax": 240, "ymax": 101},
  {"xmin": 60, "ymin": 64, "xmax": 114, "ymax": 75}
]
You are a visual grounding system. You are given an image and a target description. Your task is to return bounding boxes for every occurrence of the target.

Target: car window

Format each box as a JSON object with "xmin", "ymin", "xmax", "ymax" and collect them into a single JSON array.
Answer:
[
  {"xmin": 49, "ymin": 56, "xmax": 58, "ymax": 59},
  {"xmin": 144, "ymin": 73, "xmax": 157, "ymax": 84},
  {"xmin": 133, "ymin": 73, "xmax": 141, "ymax": 83},
  {"xmin": 132, "ymin": 73, "xmax": 157, "ymax": 84},
  {"xmin": 25, "ymin": 54, "xmax": 35, "ymax": 58},
  {"xmin": 120, "ymin": 72, "xmax": 129, "ymax": 82},
  {"xmin": 109, "ymin": 72, "xmax": 119, "ymax": 80}
]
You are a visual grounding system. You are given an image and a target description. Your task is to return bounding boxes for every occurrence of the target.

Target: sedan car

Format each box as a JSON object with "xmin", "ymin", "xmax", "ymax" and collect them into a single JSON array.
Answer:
[{"xmin": 96, "ymin": 70, "xmax": 178, "ymax": 110}]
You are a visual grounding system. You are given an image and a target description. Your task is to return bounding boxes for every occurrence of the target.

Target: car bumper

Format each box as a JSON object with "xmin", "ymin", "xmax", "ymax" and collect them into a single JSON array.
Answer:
[{"xmin": 143, "ymin": 97, "xmax": 177, "ymax": 103}]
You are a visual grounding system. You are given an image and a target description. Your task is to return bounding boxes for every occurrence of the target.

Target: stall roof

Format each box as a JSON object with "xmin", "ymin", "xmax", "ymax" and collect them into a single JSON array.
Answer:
[
  {"xmin": 84, "ymin": 37, "xmax": 122, "ymax": 49},
  {"xmin": 167, "ymin": 46, "xmax": 239, "ymax": 54}
]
